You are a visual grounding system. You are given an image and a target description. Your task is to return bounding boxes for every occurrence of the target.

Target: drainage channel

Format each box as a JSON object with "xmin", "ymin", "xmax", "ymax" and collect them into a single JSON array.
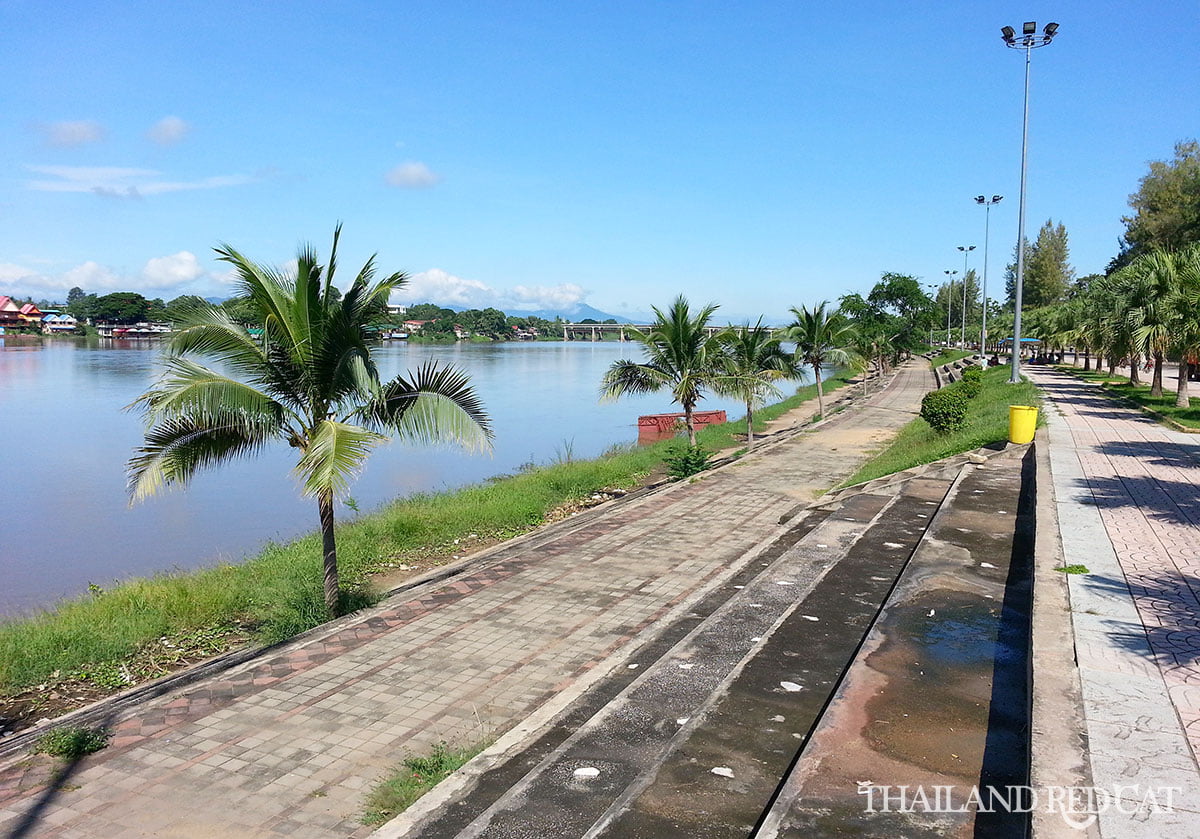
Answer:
[{"xmin": 756, "ymin": 447, "xmax": 1035, "ymax": 839}]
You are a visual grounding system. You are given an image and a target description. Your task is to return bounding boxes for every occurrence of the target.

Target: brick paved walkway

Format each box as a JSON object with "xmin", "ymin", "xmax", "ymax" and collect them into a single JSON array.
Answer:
[
  {"xmin": 1034, "ymin": 368, "xmax": 1200, "ymax": 836},
  {"xmin": 0, "ymin": 363, "xmax": 930, "ymax": 839}
]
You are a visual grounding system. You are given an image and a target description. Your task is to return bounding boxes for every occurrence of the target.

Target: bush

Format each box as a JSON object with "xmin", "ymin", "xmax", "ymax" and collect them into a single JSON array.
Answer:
[
  {"xmin": 921, "ymin": 387, "xmax": 969, "ymax": 433},
  {"xmin": 960, "ymin": 366, "xmax": 983, "ymax": 398},
  {"xmin": 663, "ymin": 442, "xmax": 712, "ymax": 478}
]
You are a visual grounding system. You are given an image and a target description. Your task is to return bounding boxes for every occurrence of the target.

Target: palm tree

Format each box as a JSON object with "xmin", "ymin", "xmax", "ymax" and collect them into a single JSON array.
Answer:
[
  {"xmin": 1126, "ymin": 249, "xmax": 1181, "ymax": 397},
  {"xmin": 127, "ymin": 227, "xmax": 492, "ymax": 617},
  {"xmin": 602, "ymin": 295, "xmax": 723, "ymax": 446},
  {"xmin": 786, "ymin": 302, "xmax": 855, "ymax": 420},
  {"xmin": 715, "ymin": 318, "xmax": 797, "ymax": 445},
  {"xmin": 1167, "ymin": 244, "xmax": 1200, "ymax": 408}
]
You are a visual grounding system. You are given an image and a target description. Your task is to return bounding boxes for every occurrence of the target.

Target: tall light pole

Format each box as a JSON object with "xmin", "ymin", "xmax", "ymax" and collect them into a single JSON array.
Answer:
[
  {"xmin": 1002, "ymin": 20, "xmax": 1058, "ymax": 383},
  {"xmin": 975, "ymin": 195, "xmax": 1003, "ymax": 368},
  {"xmin": 944, "ymin": 270, "xmax": 958, "ymax": 346},
  {"xmin": 924, "ymin": 283, "xmax": 939, "ymax": 346},
  {"xmin": 957, "ymin": 245, "xmax": 976, "ymax": 351}
]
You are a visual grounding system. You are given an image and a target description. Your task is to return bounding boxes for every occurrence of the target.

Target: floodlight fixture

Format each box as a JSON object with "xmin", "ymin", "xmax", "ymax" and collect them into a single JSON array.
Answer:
[{"xmin": 1023, "ymin": 21, "xmax": 1036, "ymax": 35}]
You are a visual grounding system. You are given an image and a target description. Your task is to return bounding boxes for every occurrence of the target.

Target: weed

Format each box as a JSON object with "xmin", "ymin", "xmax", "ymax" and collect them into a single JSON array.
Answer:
[
  {"xmin": 32, "ymin": 726, "xmax": 110, "ymax": 759},
  {"xmin": 362, "ymin": 740, "xmax": 485, "ymax": 825},
  {"xmin": 1055, "ymin": 564, "xmax": 1089, "ymax": 575}
]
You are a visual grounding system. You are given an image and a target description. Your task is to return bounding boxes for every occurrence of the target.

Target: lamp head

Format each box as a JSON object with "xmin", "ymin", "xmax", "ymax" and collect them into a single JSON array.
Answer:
[
  {"xmin": 992, "ymin": 195, "xmax": 1003, "ymax": 203},
  {"xmin": 1001, "ymin": 25, "xmax": 1015, "ymax": 42},
  {"xmin": 1044, "ymin": 22, "xmax": 1059, "ymax": 38},
  {"xmin": 1023, "ymin": 21, "xmax": 1037, "ymax": 35},
  {"xmin": 975, "ymin": 195, "xmax": 986, "ymax": 204}
]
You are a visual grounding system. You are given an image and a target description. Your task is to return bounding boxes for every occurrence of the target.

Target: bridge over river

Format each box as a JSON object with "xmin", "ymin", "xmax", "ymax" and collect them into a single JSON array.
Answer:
[{"xmin": 561, "ymin": 322, "xmax": 733, "ymax": 340}]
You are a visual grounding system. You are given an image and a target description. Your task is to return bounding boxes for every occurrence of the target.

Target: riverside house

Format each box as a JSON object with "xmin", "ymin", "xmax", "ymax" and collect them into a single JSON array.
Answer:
[
  {"xmin": 0, "ymin": 296, "xmax": 20, "ymax": 329},
  {"xmin": 42, "ymin": 313, "xmax": 78, "ymax": 333},
  {"xmin": 18, "ymin": 303, "xmax": 45, "ymax": 325}
]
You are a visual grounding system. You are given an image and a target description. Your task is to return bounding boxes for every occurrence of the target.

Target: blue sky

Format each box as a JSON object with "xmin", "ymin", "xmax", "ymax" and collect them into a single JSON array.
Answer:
[{"xmin": 2, "ymin": 1, "xmax": 1197, "ymax": 322}]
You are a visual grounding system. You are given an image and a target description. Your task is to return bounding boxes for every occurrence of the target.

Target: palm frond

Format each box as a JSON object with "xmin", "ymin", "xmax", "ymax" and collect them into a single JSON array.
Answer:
[
  {"xmin": 354, "ymin": 360, "xmax": 493, "ymax": 452},
  {"xmin": 127, "ymin": 412, "xmax": 283, "ymax": 503},
  {"xmin": 600, "ymin": 360, "xmax": 672, "ymax": 400},
  {"xmin": 295, "ymin": 420, "xmax": 387, "ymax": 498},
  {"xmin": 129, "ymin": 357, "xmax": 293, "ymax": 428}
]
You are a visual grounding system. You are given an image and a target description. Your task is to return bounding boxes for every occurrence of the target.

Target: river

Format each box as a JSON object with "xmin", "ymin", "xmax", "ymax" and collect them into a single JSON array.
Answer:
[{"xmin": 0, "ymin": 336, "xmax": 813, "ymax": 617}]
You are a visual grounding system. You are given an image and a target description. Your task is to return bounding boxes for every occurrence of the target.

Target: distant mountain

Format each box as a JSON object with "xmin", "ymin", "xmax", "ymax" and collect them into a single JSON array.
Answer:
[
  {"xmin": 504, "ymin": 303, "xmax": 636, "ymax": 323},
  {"xmin": 204, "ymin": 296, "xmax": 227, "ymax": 305}
]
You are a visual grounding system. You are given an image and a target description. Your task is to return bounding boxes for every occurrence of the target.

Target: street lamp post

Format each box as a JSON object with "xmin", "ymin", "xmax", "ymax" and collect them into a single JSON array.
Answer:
[
  {"xmin": 1002, "ymin": 20, "xmax": 1058, "ymax": 383},
  {"xmin": 944, "ymin": 270, "xmax": 958, "ymax": 346},
  {"xmin": 974, "ymin": 195, "xmax": 1003, "ymax": 368},
  {"xmin": 957, "ymin": 245, "xmax": 976, "ymax": 351},
  {"xmin": 924, "ymin": 284, "xmax": 939, "ymax": 347}
]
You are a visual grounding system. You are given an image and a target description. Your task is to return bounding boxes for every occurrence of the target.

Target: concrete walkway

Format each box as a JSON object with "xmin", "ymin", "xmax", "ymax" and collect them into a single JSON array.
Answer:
[
  {"xmin": 0, "ymin": 363, "xmax": 931, "ymax": 839},
  {"xmin": 1032, "ymin": 367, "xmax": 1200, "ymax": 837}
]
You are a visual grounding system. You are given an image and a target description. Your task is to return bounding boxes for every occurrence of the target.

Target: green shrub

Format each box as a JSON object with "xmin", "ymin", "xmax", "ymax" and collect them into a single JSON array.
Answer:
[
  {"xmin": 960, "ymin": 366, "xmax": 983, "ymax": 398},
  {"xmin": 663, "ymin": 442, "xmax": 712, "ymax": 478},
  {"xmin": 921, "ymin": 387, "xmax": 969, "ymax": 433},
  {"xmin": 32, "ymin": 726, "xmax": 110, "ymax": 759}
]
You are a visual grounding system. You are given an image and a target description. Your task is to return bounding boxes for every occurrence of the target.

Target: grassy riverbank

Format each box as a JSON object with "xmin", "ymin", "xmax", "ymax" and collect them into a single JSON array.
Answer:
[
  {"xmin": 843, "ymin": 365, "xmax": 1041, "ymax": 486},
  {"xmin": 0, "ymin": 370, "xmax": 855, "ymax": 720}
]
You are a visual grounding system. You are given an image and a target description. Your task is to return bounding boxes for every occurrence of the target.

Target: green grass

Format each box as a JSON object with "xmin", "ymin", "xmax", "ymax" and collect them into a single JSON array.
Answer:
[
  {"xmin": 0, "ymin": 372, "xmax": 853, "ymax": 698},
  {"xmin": 1055, "ymin": 564, "xmax": 1090, "ymax": 575},
  {"xmin": 362, "ymin": 740, "xmax": 486, "ymax": 825},
  {"xmin": 842, "ymin": 366, "xmax": 1041, "ymax": 486},
  {"xmin": 928, "ymin": 349, "xmax": 974, "ymax": 368},
  {"xmin": 1054, "ymin": 365, "xmax": 1200, "ymax": 430},
  {"xmin": 32, "ymin": 726, "xmax": 110, "ymax": 759}
]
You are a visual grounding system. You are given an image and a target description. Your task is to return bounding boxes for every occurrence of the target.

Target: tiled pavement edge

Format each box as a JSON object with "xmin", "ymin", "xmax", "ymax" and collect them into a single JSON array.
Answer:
[
  {"xmin": 1033, "ymin": 367, "xmax": 1200, "ymax": 837},
  {"xmin": 0, "ymin": 362, "xmax": 930, "ymax": 839}
]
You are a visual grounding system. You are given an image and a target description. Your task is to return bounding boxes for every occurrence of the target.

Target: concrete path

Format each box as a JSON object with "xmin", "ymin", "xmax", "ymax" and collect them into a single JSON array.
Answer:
[
  {"xmin": 1032, "ymin": 367, "xmax": 1200, "ymax": 837},
  {"xmin": 0, "ymin": 363, "xmax": 931, "ymax": 839}
]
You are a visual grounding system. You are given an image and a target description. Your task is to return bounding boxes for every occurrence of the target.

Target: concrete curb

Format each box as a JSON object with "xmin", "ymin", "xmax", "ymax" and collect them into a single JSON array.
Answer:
[{"xmin": 1029, "ymin": 430, "xmax": 1099, "ymax": 838}]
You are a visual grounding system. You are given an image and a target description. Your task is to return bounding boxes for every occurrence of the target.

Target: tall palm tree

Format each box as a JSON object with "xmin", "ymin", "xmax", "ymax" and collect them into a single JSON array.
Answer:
[
  {"xmin": 1126, "ymin": 249, "xmax": 1181, "ymax": 397},
  {"xmin": 715, "ymin": 318, "xmax": 797, "ymax": 445},
  {"xmin": 602, "ymin": 295, "xmax": 723, "ymax": 446},
  {"xmin": 1167, "ymin": 244, "xmax": 1200, "ymax": 408},
  {"xmin": 786, "ymin": 301, "xmax": 855, "ymax": 420},
  {"xmin": 127, "ymin": 227, "xmax": 492, "ymax": 617}
]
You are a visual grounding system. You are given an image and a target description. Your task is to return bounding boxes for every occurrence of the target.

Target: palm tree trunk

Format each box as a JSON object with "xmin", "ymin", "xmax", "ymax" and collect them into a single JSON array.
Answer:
[
  {"xmin": 1129, "ymin": 353, "xmax": 1141, "ymax": 385},
  {"xmin": 1107, "ymin": 356, "xmax": 1117, "ymax": 376},
  {"xmin": 1177, "ymin": 360, "xmax": 1191, "ymax": 408},
  {"xmin": 745, "ymin": 400, "xmax": 754, "ymax": 445},
  {"xmin": 684, "ymin": 402, "xmax": 697, "ymax": 446},
  {"xmin": 318, "ymin": 490, "xmax": 340, "ymax": 617},
  {"xmin": 1083, "ymin": 348, "xmax": 1090, "ymax": 371},
  {"xmin": 1151, "ymin": 352, "xmax": 1165, "ymax": 397},
  {"xmin": 813, "ymin": 362, "xmax": 824, "ymax": 419}
]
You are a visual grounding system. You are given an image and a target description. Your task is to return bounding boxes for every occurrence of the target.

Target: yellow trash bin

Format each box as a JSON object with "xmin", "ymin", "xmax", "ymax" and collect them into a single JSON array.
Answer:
[{"xmin": 1009, "ymin": 405, "xmax": 1038, "ymax": 444}]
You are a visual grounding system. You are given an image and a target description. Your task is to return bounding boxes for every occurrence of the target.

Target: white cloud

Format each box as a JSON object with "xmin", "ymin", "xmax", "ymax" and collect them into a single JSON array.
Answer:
[
  {"xmin": 141, "ymin": 252, "xmax": 204, "ymax": 288},
  {"xmin": 148, "ymin": 116, "xmax": 190, "ymax": 145},
  {"xmin": 0, "ymin": 253, "xmax": 227, "ymax": 300},
  {"xmin": 25, "ymin": 165, "xmax": 255, "ymax": 198},
  {"xmin": 394, "ymin": 269, "xmax": 587, "ymax": 312},
  {"xmin": 40, "ymin": 120, "xmax": 106, "ymax": 147},
  {"xmin": 385, "ymin": 161, "xmax": 441, "ymax": 189}
]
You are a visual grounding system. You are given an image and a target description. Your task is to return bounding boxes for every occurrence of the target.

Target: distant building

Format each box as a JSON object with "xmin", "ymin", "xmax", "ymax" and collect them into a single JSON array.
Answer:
[
  {"xmin": 42, "ymin": 313, "xmax": 78, "ymax": 333},
  {"xmin": 18, "ymin": 303, "xmax": 44, "ymax": 325},
  {"xmin": 387, "ymin": 303, "xmax": 408, "ymax": 316},
  {"xmin": 0, "ymin": 296, "xmax": 21, "ymax": 328}
]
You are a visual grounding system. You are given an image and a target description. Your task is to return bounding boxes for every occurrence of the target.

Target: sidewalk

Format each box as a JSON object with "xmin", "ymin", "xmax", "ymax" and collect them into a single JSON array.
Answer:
[
  {"xmin": 0, "ymin": 363, "xmax": 931, "ymax": 839},
  {"xmin": 1031, "ymin": 367, "xmax": 1200, "ymax": 836}
]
